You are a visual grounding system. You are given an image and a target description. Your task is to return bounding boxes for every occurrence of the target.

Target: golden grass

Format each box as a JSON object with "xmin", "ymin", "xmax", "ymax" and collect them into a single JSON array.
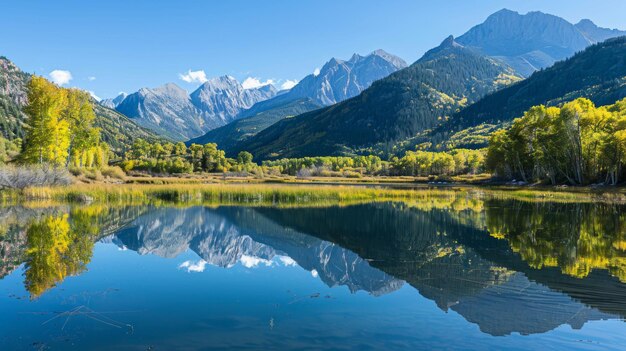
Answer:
[
  {"xmin": 4, "ymin": 182, "xmax": 626, "ymax": 207},
  {"xmin": 21, "ymin": 183, "xmax": 442, "ymax": 206}
]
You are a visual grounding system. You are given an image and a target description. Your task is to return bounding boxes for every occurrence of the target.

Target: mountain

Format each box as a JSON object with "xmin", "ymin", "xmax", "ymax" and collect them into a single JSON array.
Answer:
[
  {"xmin": 0, "ymin": 56, "xmax": 161, "ymax": 154},
  {"xmin": 575, "ymin": 19, "xmax": 626, "ymax": 43},
  {"xmin": 115, "ymin": 77, "xmax": 277, "ymax": 140},
  {"xmin": 99, "ymin": 92, "xmax": 127, "ymax": 109},
  {"xmin": 235, "ymin": 36, "xmax": 520, "ymax": 160},
  {"xmin": 92, "ymin": 103, "xmax": 163, "ymax": 152},
  {"xmin": 0, "ymin": 57, "xmax": 29, "ymax": 140},
  {"xmin": 189, "ymin": 50, "xmax": 406, "ymax": 152},
  {"xmin": 116, "ymin": 83, "xmax": 207, "ymax": 140},
  {"xmin": 281, "ymin": 50, "xmax": 407, "ymax": 106},
  {"xmin": 455, "ymin": 9, "xmax": 626, "ymax": 77},
  {"xmin": 435, "ymin": 36, "xmax": 626, "ymax": 149},
  {"xmin": 189, "ymin": 76, "xmax": 277, "ymax": 125},
  {"xmin": 187, "ymin": 98, "xmax": 322, "ymax": 151}
]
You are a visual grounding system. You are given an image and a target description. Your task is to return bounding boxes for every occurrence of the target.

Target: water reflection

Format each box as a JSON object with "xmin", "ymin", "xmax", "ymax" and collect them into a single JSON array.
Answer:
[
  {"xmin": 485, "ymin": 200, "xmax": 626, "ymax": 282},
  {"xmin": 1, "ymin": 195, "xmax": 626, "ymax": 338},
  {"xmin": 0, "ymin": 206, "xmax": 145, "ymax": 297},
  {"xmin": 113, "ymin": 206, "xmax": 403, "ymax": 296}
]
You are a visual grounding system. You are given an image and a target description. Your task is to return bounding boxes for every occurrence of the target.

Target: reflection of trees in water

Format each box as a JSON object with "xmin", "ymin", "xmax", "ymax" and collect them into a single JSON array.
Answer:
[
  {"xmin": 0, "ymin": 205, "xmax": 147, "ymax": 298},
  {"xmin": 2, "ymin": 195, "xmax": 626, "ymax": 334},
  {"xmin": 485, "ymin": 201, "xmax": 626, "ymax": 282},
  {"xmin": 24, "ymin": 213, "xmax": 93, "ymax": 298},
  {"xmin": 252, "ymin": 201, "xmax": 626, "ymax": 334}
]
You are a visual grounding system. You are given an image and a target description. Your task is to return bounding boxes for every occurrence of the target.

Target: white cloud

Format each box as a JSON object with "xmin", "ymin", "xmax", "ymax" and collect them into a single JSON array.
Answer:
[
  {"xmin": 87, "ymin": 90, "xmax": 101, "ymax": 101},
  {"xmin": 240, "ymin": 254, "xmax": 274, "ymax": 268},
  {"xmin": 49, "ymin": 70, "xmax": 72, "ymax": 85},
  {"xmin": 242, "ymin": 77, "xmax": 275, "ymax": 90},
  {"xmin": 87, "ymin": 76, "xmax": 96, "ymax": 81},
  {"xmin": 313, "ymin": 68, "xmax": 321, "ymax": 77},
  {"xmin": 280, "ymin": 79, "xmax": 298, "ymax": 90},
  {"xmin": 179, "ymin": 259, "xmax": 208, "ymax": 273},
  {"xmin": 179, "ymin": 69, "xmax": 208, "ymax": 84},
  {"xmin": 277, "ymin": 256, "xmax": 297, "ymax": 267}
]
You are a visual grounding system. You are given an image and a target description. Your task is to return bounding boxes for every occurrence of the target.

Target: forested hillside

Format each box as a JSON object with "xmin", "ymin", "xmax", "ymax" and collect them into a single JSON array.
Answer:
[
  {"xmin": 0, "ymin": 56, "xmax": 163, "ymax": 155},
  {"xmin": 187, "ymin": 98, "xmax": 322, "ymax": 155},
  {"xmin": 432, "ymin": 36, "xmax": 626, "ymax": 149}
]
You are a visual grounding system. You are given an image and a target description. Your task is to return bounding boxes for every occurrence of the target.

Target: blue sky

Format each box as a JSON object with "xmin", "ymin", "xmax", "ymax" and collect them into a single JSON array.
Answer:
[{"xmin": 3, "ymin": 0, "xmax": 625, "ymax": 99}]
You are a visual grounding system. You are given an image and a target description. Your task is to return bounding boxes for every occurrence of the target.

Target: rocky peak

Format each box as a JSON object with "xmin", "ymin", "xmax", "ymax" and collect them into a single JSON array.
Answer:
[
  {"xmin": 575, "ymin": 18, "xmax": 626, "ymax": 43},
  {"xmin": 440, "ymin": 35, "xmax": 461, "ymax": 48},
  {"xmin": 370, "ymin": 49, "xmax": 408, "ymax": 69},
  {"xmin": 419, "ymin": 35, "xmax": 467, "ymax": 63},
  {"xmin": 153, "ymin": 82, "xmax": 189, "ymax": 99},
  {"xmin": 455, "ymin": 9, "xmax": 606, "ymax": 76},
  {"xmin": 100, "ymin": 92, "xmax": 127, "ymax": 109}
]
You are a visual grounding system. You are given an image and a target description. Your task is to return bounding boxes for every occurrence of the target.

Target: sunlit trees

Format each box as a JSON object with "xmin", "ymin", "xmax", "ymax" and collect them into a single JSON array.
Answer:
[
  {"xmin": 392, "ymin": 150, "xmax": 482, "ymax": 177},
  {"xmin": 19, "ymin": 76, "xmax": 106, "ymax": 169},
  {"xmin": 262, "ymin": 155, "xmax": 386, "ymax": 177},
  {"xmin": 63, "ymin": 88, "xmax": 100, "ymax": 167},
  {"xmin": 487, "ymin": 98, "xmax": 626, "ymax": 185},
  {"xmin": 21, "ymin": 76, "xmax": 68, "ymax": 165},
  {"xmin": 121, "ymin": 139, "xmax": 235, "ymax": 174},
  {"xmin": 201, "ymin": 143, "xmax": 229, "ymax": 172}
]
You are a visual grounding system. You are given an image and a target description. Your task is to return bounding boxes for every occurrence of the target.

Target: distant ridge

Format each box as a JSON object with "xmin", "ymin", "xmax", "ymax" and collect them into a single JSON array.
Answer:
[{"xmin": 112, "ymin": 78, "xmax": 277, "ymax": 140}]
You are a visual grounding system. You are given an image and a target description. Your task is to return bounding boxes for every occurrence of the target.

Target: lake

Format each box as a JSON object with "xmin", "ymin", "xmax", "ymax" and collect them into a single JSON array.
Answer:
[{"xmin": 1, "ymin": 191, "xmax": 626, "ymax": 350}]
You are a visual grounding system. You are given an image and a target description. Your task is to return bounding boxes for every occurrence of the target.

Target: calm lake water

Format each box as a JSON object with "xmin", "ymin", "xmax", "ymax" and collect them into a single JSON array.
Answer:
[{"xmin": 1, "ymin": 195, "xmax": 626, "ymax": 350}]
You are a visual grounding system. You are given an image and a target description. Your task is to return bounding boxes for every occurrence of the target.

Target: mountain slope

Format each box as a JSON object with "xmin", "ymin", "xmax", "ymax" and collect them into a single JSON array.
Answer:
[
  {"xmin": 189, "ymin": 76, "xmax": 277, "ymax": 126},
  {"xmin": 92, "ymin": 103, "xmax": 164, "ymax": 153},
  {"xmin": 190, "ymin": 50, "xmax": 406, "ymax": 152},
  {"xmin": 456, "ymin": 9, "xmax": 625, "ymax": 77},
  {"xmin": 116, "ymin": 83, "xmax": 206, "ymax": 140},
  {"xmin": 0, "ymin": 57, "xmax": 29, "ymax": 140},
  {"xmin": 0, "ymin": 56, "xmax": 162, "ymax": 154},
  {"xmin": 235, "ymin": 37, "xmax": 520, "ymax": 160},
  {"xmin": 281, "ymin": 50, "xmax": 407, "ymax": 106},
  {"xmin": 187, "ymin": 98, "xmax": 322, "ymax": 151},
  {"xmin": 439, "ymin": 36, "xmax": 626, "ymax": 146},
  {"xmin": 115, "ymin": 77, "xmax": 277, "ymax": 140},
  {"xmin": 99, "ymin": 92, "xmax": 127, "ymax": 109},
  {"xmin": 575, "ymin": 19, "xmax": 626, "ymax": 43}
]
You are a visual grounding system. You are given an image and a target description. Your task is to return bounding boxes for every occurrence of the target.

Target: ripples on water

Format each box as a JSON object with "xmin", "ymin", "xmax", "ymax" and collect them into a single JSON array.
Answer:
[{"xmin": 1, "ymin": 196, "xmax": 626, "ymax": 350}]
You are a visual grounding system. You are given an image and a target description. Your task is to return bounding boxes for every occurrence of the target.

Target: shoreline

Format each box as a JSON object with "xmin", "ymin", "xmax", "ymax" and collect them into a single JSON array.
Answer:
[{"xmin": 2, "ymin": 178, "xmax": 625, "ymax": 206}]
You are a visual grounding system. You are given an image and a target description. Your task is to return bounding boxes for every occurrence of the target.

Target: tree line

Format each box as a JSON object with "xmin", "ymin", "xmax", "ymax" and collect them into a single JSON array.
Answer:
[
  {"xmin": 120, "ymin": 139, "xmax": 255, "ymax": 174},
  {"xmin": 487, "ymin": 98, "xmax": 626, "ymax": 185}
]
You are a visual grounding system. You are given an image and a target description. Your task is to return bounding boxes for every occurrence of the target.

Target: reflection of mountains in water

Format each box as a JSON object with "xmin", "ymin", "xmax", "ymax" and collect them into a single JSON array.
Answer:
[
  {"xmin": 3, "ymin": 201, "xmax": 625, "ymax": 336},
  {"xmin": 111, "ymin": 206, "xmax": 404, "ymax": 296},
  {"xmin": 243, "ymin": 203, "xmax": 626, "ymax": 336}
]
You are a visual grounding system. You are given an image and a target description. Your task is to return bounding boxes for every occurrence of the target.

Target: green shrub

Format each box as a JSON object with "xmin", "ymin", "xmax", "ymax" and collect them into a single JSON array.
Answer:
[{"xmin": 102, "ymin": 166, "xmax": 126, "ymax": 179}]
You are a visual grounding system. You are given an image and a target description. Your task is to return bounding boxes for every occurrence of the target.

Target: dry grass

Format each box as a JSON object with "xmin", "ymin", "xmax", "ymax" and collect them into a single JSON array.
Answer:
[
  {"xmin": 5, "ymin": 180, "xmax": 626, "ymax": 207},
  {"xmin": 22, "ymin": 183, "xmax": 439, "ymax": 204},
  {"xmin": 0, "ymin": 165, "xmax": 72, "ymax": 190}
]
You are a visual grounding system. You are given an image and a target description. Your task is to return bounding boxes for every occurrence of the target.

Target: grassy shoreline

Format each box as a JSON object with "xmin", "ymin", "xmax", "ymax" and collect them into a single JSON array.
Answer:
[{"xmin": 2, "ymin": 180, "xmax": 625, "ymax": 206}]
